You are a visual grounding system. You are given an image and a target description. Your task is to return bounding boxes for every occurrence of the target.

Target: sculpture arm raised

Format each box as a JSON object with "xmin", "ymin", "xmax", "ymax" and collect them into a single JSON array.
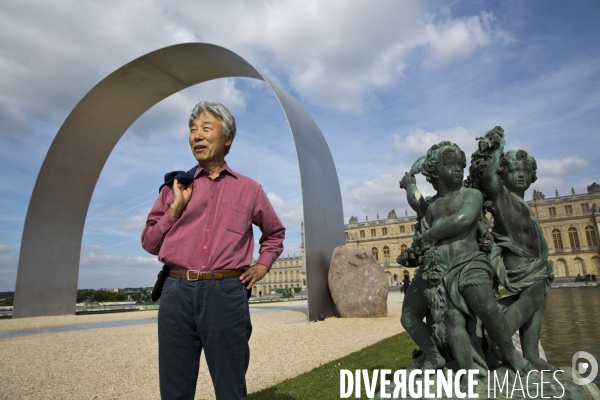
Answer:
[
  {"xmin": 480, "ymin": 137, "xmax": 505, "ymax": 200},
  {"xmin": 400, "ymin": 172, "xmax": 428, "ymax": 218}
]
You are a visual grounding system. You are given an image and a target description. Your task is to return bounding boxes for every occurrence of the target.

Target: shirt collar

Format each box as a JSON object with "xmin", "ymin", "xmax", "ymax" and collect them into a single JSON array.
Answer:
[{"xmin": 194, "ymin": 162, "xmax": 238, "ymax": 179}]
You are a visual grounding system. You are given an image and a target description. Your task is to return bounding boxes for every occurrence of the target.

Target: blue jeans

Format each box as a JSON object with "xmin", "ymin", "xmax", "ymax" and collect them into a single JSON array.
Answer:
[{"xmin": 158, "ymin": 273, "xmax": 252, "ymax": 400}]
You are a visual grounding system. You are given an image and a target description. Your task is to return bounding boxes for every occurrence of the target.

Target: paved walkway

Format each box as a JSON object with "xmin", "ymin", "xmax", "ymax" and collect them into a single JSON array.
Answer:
[
  {"xmin": 0, "ymin": 318, "xmax": 158, "ymax": 339},
  {"xmin": 0, "ymin": 303, "xmax": 309, "ymax": 339},
  {"xmin": 0, "ymin": 293, "xmax": 406, "ymax": 399}
]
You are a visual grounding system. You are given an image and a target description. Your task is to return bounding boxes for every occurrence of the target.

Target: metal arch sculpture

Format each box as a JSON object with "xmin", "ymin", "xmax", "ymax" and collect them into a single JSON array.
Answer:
[{"xmin": 13, "ymin": 43, "xmax": 344, "ymax": 320}]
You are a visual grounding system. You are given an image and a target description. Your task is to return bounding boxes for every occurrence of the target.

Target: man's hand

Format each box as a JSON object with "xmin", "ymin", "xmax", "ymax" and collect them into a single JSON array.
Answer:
[
  {"xmin": 168, "ymin": 178, "xmax": 193, "ymax": 219},
  {"xmin": 240, "ymin": 263, "xmax": 269, "ymax": 289},
  {"xmin": 400, "ymin": 172, "xmax": 416, "ymax": 190}
]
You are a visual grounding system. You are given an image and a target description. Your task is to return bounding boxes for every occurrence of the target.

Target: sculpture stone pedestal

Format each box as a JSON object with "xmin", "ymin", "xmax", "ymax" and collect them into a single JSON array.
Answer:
[{"xmin": 374, "ymin": 367, "xmax": 600, "ymax": 399}]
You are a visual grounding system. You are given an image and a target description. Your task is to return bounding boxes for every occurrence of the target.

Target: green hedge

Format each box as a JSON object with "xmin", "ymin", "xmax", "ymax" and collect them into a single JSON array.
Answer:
[{"xmin": 76, "ymin": 290, "xmax": 127, "ymax": 303}]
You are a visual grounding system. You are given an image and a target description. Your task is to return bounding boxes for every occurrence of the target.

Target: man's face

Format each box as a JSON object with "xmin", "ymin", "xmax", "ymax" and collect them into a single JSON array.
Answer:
[
  {"xmin": 188, "ymin": 111, "xmax": 232, "ymax": 164},
  {"xmin": 437, "ymin": 151, "xmax": 464, "ymax": 188},
  {"xmin": 501, "ymin": 160, "xmax": 533, "ymax": 193}
]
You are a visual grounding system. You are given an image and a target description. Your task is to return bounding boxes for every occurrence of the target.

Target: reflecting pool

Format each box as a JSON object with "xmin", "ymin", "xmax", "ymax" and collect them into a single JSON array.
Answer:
[{"xmin": 541, "ymin": 286, "xmax": 600, "ymax": 385}]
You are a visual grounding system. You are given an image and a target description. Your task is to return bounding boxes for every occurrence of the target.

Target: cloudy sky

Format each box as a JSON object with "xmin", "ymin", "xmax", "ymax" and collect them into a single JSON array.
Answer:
[{"xmin": 1, "ymin": 0, "xmax": 599, "ymax": 291}]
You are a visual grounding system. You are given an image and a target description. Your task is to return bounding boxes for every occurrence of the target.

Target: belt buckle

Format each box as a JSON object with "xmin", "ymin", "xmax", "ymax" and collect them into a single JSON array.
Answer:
[{"xmin": 186, "ymin": 270, "xmax": 201, "ymax": 281}]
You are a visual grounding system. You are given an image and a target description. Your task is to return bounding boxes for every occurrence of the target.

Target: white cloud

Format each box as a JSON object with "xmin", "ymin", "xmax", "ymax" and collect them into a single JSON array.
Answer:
[
  {"xmin": 423, "ymin": 12, "xmax": 513, "ymax": 66},
  {"xmin": 0, "ymin": 0, "xmax": 514, "ymax": 133},
  {"xmin": 537, "ymin": 156, "xmax": 589, "ymax": 178},
  {"xmin": 121, "ymin": 207, "xmax": 152, "ymax": 231},
  {"xmin": 125, "ymin": 79, "xmax": 247, "ymax": 141},
  {"xmin": 266, "ymin": 193, "xmax": 303, "ymax": 229},
  {"xmin": 0, "ymin": 1, "xmax": 241, "ymax": 140},
  {"xmin": 93, "ymin": 206, "xmax": 152, "ymax": 232},
  {"xmin": 78, "ymin": 245, "xmax": 160, "ymax": 289},
  {"xmin": 529, "ymin": 155, "xmax": 591, "ymax": 198},
  {"xmin": 573, "ymin": 177, "xmax": 600, "ymax": 195},
  {"xmin": 236, "ymin": 5, "xmax": 511, "ymax": 111},
  {"xmin": 0, "ymin": 244, "xmax": 160, "ymax": 291},
  {"xmin": 343, "ymin": 125, "xmax": 480, "ymax": 219},
  {"xmin": 121, "ymin": 214, "xmax": 148, "ymax": 231},
  {"xmin": 393, "ymin": 126, "xmax": 479, "ymax": 161},
  {"xmin": 0, "ymin": 244, "xmax": 15, "ymax": 254},
  {"xmin": 344, "ymin": 168, "xmax": 422, "ymax": 219}
]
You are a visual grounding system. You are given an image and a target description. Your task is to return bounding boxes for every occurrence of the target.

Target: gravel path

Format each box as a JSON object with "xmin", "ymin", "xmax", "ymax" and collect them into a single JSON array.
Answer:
[{"xmin": 0, "ymin": 291, "xmax": 406, "ymax": 399}]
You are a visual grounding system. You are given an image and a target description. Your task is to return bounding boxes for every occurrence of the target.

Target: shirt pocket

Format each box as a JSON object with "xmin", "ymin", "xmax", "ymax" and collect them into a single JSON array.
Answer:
[{"xmin": 222, "ymin": 201, "xmax": 251, "ymax": 235}]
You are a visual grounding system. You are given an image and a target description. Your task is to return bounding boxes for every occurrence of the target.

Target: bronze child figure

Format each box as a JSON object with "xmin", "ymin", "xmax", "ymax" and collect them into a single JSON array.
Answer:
[
  {"xmin": 400, "ymin": 141, "xmax": 530, "ymax": 374},
  {"xmin": 476, "ymin": 126, "xmax": 555, "ymax": 371}
]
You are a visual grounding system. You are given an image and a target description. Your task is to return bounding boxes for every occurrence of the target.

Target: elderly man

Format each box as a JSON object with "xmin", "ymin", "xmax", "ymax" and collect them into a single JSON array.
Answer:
[{"xmin": 142, "ymin": 101, "xmax": 285, "ymax": 399}]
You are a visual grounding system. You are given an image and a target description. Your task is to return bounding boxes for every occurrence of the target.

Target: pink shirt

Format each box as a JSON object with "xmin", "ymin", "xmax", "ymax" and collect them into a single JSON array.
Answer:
[{"xmin": 141, "ymin": 163, "xmax": 285, "ymax": 271}]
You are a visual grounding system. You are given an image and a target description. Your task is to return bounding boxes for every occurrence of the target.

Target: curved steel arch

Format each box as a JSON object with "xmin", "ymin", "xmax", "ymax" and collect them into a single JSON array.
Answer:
[{"xmin": 13, "ymin": 43, "xmax": 344, "ymax": 320}]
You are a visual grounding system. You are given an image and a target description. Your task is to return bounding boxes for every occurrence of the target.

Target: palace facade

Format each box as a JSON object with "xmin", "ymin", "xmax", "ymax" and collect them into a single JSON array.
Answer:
[
  {"xmin": 258, "ymin": 183, "xmax": 600, "ymax": 294},
  {"xmin": 251, "ymin": 225, "xmax": 307, "ymax": 296},
  {"xmin": 530, "ymin": 183, "xmax": 600, "ymax": 278},
  {"xmin": 344, "ymin": 209, "xmax": 419, "ymax": 286}
]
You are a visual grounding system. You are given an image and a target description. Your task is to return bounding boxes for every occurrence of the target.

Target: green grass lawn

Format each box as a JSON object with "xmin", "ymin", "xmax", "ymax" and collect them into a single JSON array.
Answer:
[{"xmin": 249, "ymin": 331, "xmax": 416, "ymax": 400}]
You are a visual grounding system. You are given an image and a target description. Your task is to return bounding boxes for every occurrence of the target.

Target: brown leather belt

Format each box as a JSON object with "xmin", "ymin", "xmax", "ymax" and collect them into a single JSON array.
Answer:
[{"xmin": 168, "ymin": 269, "xmax": 244, "ymax": 281}]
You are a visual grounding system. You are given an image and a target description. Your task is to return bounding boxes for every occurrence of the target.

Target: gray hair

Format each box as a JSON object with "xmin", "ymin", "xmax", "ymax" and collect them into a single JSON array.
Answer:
[{"xmin": 188, "ymin": 101, "xmax": 237, "ymax": 155}]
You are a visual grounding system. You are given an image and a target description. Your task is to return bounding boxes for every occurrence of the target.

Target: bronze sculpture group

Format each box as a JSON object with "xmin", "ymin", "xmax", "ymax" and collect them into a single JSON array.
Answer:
[{"xmin": 398, "ymin": 126, "xmax": 555, "ymax": 377}]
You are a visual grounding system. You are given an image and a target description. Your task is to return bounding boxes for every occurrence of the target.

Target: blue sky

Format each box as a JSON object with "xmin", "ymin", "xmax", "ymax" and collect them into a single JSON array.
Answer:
[{"xmin": 0, "ymin": 0, "xmax": 599, "ymax": 291}]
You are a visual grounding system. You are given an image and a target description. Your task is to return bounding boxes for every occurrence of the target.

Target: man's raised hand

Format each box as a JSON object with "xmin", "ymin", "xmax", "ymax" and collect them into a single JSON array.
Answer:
[{"xmin": 168, "ymin": 178, "xmax": 193, "ymax": 219}]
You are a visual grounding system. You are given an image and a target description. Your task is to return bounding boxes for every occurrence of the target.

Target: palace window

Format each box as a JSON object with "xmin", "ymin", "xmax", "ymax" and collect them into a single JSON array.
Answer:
[
  {"xmin": 585, "ymin": 226, "xmax": 598, "ymax": 247},
  {"xmin": 372, "ymin": 247, "xmax": 379, "ymax": 260},
  {"xmin": 564, "ymin": 205, "xmax": 573, "ymax": 215},
  {"xmin": 383, "ymin": 246, "xmax": 390, "ymax": 263},
  {"xmin": 556, "ymin": 259, "xmax": 567, "ymax": 277},
  {"xmin": 568, "ymin": 227, "xmax": 580, "ymax": 248},
  {"xmin": 399, "ymin": 225, "xmax": 405, "ymax": 233},
  {"xmin": 574, "ymin": 257, "xmax": 585, "ymax": 276},
  {"xmin": 400, "ymin": 244, "xmax": 407, "ymax": 251},
  {"xmin": 582, "ymin": 203, "xmax": 590, "ymax": 212},
  {"xmin": 548, "ymin": 207, "xmax": 556, "ymax": 216},
  {"xmin": 411, "ymin": 224, "xmax": 416, "ymax": 232},
  {"xmin": 592, "ymin": 257, "xmax": 600, "ymax": 275},
  {"xmin": 360, "ymin": 230, "xmax": 365, "ymax": 238},
  {"xmin": 371, "ymin": 229, "xmax": 376, "ymax": 237},
  {"xmin": 345, "ymin": 232, "xmax": 349, "ymax": 241},
  {"xmin": 552, "ymin": 229, "xmax": 564, "ymax": 250},
  {"xmin": 382, "ymin": 227, "xmax": 388, "ymax": 235}
]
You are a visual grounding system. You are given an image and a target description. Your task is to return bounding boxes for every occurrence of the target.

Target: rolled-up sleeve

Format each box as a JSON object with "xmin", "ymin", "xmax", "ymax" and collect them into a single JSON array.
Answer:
[
  {"xmin": 141, "ymin": 187, "xmax": 177, "ymax": 255},
  {"xmin": 252, "ymin": 186, "xmax": 285, "ymax": 269}
]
